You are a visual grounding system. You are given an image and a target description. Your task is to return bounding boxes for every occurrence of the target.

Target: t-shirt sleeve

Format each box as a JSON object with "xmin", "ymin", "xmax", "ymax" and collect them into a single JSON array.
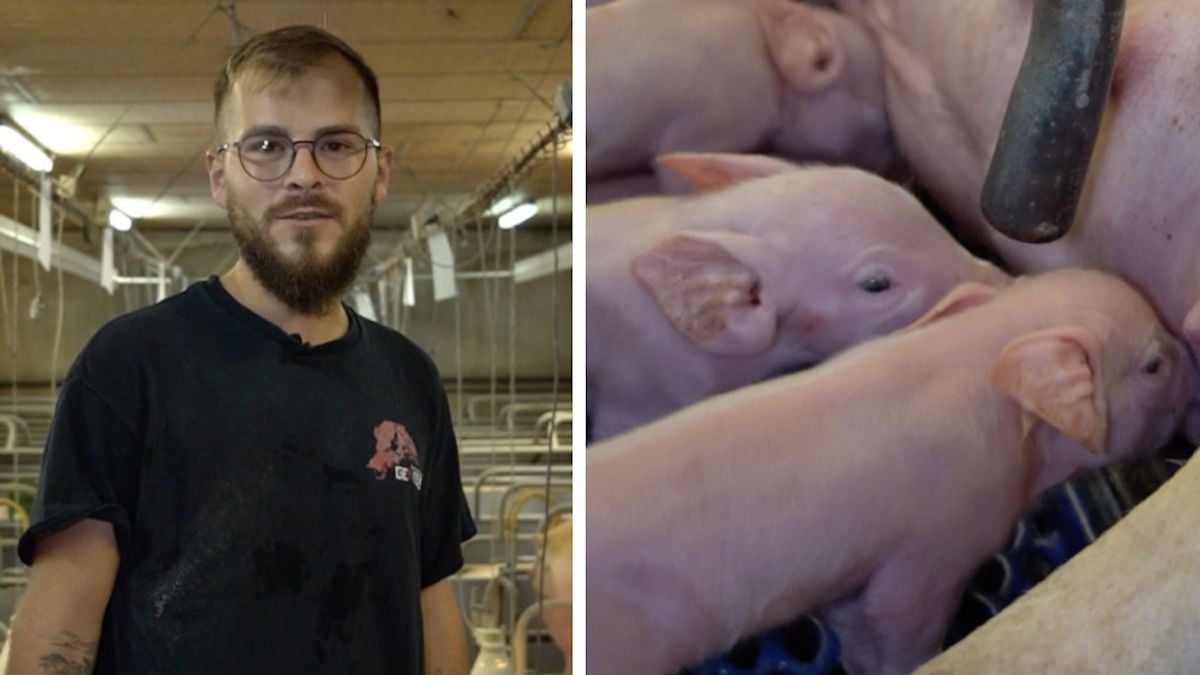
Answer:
[
  {"xmin": 418, "ymin": 384, "xmax": 477, "ymax": 588},
  {"xmin": 18, "ymin": 374, "xmax": 141, "ymax": 566}
]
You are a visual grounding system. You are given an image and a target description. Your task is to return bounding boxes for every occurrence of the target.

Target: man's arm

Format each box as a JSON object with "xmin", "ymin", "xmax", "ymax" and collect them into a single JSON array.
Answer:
[
  {"xmin": 918, "ymin": 454, "xmax": 1200, "ymax": 673},
  {"xmin": 420, "ymin": 578, "xmax": 468, "ymax": 675},
  {"xmin": 6, "ymin": 519, "xmax": 119, "ymax": 675}
]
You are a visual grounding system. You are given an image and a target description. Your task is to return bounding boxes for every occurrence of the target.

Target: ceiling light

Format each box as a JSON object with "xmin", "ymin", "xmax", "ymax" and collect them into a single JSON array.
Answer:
[
  {"xmin": 6, "ymin": 108, "xmax": 94, "ymax": 156},
  {"xmin": 486, "ymin": 194, "xmax": 521, "ymax": 218},
  {"xmin": 111, "ymin": 197, "xmax": 154, "ymax": 219},
  {"xmin": 498, "ymin": 203, "xmax": 538, "ymax": 229},
  {"xmin": 0, "ymin": 124, "xmax": 54, "ymax": 173},
  {"xmin": 108, "ymin": 209, "xmax": 133, "ymax": 232}
]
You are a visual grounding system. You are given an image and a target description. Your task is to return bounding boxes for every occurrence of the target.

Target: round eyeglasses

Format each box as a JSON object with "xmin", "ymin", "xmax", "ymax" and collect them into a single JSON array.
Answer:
[{"xmin": 216, "ymin": 130, "xmax": 382, "ymax": 181}]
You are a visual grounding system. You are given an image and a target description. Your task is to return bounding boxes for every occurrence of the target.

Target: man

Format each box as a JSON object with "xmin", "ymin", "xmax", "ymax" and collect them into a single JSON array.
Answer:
[{"xmin": 6, "ymin": 26, "xmax": 475, "ymax": 674}]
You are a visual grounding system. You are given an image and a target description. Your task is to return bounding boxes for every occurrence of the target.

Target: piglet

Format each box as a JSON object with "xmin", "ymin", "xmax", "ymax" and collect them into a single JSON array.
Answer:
[
  {"xmin": 586, "ymin": 152, "xmax": 1006, "ymax": 441},
  {"xmin": 586, "ymin": 0, "xmax": 893, "ymax": 200},
  {"xmin": 586, "ymin": 268, "xmax": 1192, "ymax": 674}
]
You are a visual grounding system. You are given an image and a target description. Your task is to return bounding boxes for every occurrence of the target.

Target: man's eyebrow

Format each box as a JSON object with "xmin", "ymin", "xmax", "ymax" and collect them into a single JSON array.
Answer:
[
  {"xmin": 240, "ymin": 125, "xmax": 288, "ymax": 138},
  {"xmin": 313, "ymin": 124, "xmax": 363, "ymax": 136},
  {"xmin": 238, "ymin": 124, "xmax": 363, "ymax": 139}
]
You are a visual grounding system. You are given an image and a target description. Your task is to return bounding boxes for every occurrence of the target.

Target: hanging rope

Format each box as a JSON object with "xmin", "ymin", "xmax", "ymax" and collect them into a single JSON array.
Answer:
[
  {"xmin": 475, "ymin": 211, "xmax": 501, "ymax": 567},
  {"xmin": 499, "ymin": 206, "xmax": 514, "ymax": 462},
  {"xmin": 0, "ymin": 177, "xmax": 12, "ymax": 409},
  {"xmin": 26, "ymin": 184, "xmax": 40, "ymax": 402},
  {"xmin": 29, "ymin": 187, "xmax": 43, "ymax": 326},
  {"xmin": 469, "ymin": 216, "xmax": 488, "ymax": 431},
  {"xmin": 532, "ymin": 127, "xmax": 564, "ymax": 675},
  {"xmin": 453, "ymin": 228, "xmax": 464, "ymax": 421},
  {"xmin": 428, "ymin": 257, "xmax": 439, "ymax": 364},
  {"xmin": 507, "ymin": 217, "xmax": 517, "ymax": 459},
  {"xmin": 49, "ymin": 207, "xmax": 65, "ymax": 399},
  {"xmin": 9, "ymin": 178, "xmax": 20, "ymax": 413}
]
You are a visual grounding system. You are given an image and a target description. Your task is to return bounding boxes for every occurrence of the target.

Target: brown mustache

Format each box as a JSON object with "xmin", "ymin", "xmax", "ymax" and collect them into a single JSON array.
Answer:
[{"xmin": 267, "ymin": 196, "xmax": 344, "ymax": 221}]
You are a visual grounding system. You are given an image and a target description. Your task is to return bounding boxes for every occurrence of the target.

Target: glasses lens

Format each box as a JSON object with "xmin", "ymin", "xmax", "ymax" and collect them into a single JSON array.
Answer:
[
  {"xmin": 237, "ymin": 133, "xmax": 293, "ymax": 181},
  {"xmin": 314, "ymin": 132, "xmax": 370, "ymax": 179}
]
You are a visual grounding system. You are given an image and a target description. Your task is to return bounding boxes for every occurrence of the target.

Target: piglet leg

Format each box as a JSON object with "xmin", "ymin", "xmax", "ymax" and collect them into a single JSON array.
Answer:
[{"xmin": 823, "ymin": 553, "xmax": 964, "ymax": 675}]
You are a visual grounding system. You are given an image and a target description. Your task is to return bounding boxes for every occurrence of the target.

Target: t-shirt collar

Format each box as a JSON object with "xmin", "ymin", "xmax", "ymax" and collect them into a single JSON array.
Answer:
[{"xmin": 197, "ymin": 275, "xmax": 362, "ymax": 355}]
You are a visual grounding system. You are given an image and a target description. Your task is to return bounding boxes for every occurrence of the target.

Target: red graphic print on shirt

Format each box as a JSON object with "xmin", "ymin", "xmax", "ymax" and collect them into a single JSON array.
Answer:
[{"xmin": 367, "ymin": 421, "xmax": 421, "ymax": 486}]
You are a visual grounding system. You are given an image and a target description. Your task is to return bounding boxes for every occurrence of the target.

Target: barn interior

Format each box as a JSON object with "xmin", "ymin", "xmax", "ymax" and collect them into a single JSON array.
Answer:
[{"xmin": 0, "ymin": 1, "xmax": 572, "ymax": 671}]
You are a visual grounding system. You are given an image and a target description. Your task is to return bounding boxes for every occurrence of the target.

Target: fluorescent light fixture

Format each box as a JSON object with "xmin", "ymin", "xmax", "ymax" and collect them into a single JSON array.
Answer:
[
  {"xmin": 8, "ymin": 108, "xmax": 95, "ymax": 155},
  {"xmin": 513, "ymin": 242, "xmax": 573, "ymax": 284},
  {"xmin": 486, "ymin": 194, "xmax": 521, "ymax": 217},
  {"xmin": 110, "ymin": 197, "xmax": 153, "ymax": 219},
  {"xmin": 0, "ymin": 124, "xmax": 53, "ymax": 173},
  {"xmin": 108, "ymin": 209, "xmax": 133, "ymax": 232},
  {"xmin": 498, "ymin": 202, "xmax": 538, "ymax": 229}
]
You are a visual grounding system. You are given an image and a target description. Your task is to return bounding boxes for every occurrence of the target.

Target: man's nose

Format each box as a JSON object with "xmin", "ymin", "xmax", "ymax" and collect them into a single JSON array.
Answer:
[{"xmin": 284, "ymin": 143, "xmax": 324, "ymax": 189}]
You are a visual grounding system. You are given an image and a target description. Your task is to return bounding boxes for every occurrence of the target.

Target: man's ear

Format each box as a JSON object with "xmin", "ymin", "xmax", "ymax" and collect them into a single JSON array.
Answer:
[
  {"xmin": 656, "ymin": 153, "xmax": 798, "ymax": 193},
  {"xmin": 754, "ymin": 0, "xmax": 845, "ymax": 94},
  {"xmin": 632, "ymin": 231, "xmax": 781, "ymax": 356},
  {"xmin": 989, "ymin": 325, "xmax": 1108, "ymax": 454},
  {"xmin": 205, "ymin": 149, "xmax": 227, "ymax": 208},
  {"xmin": 373, "ymin": 144, "xmax": 395, "ymax": 205}
]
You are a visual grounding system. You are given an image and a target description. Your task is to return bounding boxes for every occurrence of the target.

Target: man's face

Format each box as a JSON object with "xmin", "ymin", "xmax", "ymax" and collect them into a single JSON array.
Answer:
[{"xmin": 205, "ymin": 55, "xmax": 393, "ymax": 315}]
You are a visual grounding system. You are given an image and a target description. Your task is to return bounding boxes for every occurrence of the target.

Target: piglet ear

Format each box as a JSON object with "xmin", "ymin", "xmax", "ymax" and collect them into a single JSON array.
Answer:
[
  {"xmin": 899, "ymin": 281, "xmax": 999, "ymax": 333},
  {"xmin": 632, "ymin": 231, "xmax": 780, "ymax": 356},
  {"xmin": 989, "ymin": 325, "xmax": 1108, "ymax": 454},
  {"xmin": 755, "ymin": 0, "xmax": 843, "ymax": 93},
  {"xmin": 656, "ymin": 152, "xmax": 798, "ymax": 193},
  {"xmin": 1181, "ymin": 299, "xmax": 1200, "ymax": 360}
]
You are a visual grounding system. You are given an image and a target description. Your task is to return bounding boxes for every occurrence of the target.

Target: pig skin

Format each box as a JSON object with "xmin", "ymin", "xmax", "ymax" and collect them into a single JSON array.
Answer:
[{"xmin": 834, "ymin": 0, "xmax": 1200, "ymax": 441}]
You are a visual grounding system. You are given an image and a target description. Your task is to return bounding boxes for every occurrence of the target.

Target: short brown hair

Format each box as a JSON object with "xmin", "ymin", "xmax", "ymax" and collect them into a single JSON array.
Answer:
[{"xmin": 214, "ymin": 25, "xmax": 382, "ymax": 137}]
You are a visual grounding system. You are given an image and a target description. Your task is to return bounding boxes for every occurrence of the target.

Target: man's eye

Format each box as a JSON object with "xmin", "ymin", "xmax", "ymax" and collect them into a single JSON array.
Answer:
[
  {"xmin": 319, "ymin": 136, "xmax": 361, "ymax": 154},
  {"xmin": 244, "ymin": 137, "xmax": 288, "ymax": 154}
]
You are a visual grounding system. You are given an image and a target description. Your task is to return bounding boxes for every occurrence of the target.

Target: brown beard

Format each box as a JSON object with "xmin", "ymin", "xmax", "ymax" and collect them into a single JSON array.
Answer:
[{"xmin": 227, "ymin": 193, "xmax": 372, "ymax": 316}]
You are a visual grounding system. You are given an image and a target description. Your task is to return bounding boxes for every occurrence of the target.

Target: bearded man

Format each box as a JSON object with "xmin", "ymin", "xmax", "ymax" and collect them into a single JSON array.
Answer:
[{"xmin": 6, "ymin": 26, "xmax": 475, "ymax": 675}]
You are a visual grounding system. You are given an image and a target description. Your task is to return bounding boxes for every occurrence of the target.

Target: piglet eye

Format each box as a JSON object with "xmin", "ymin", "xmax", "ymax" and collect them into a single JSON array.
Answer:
[
  {"xmin": 1142, "ymin": 355, "xmax": 1162, "ymax": 375},
  {"xmin": 858, "ymin": 275, "xmax": 892, "ymax": 293}
]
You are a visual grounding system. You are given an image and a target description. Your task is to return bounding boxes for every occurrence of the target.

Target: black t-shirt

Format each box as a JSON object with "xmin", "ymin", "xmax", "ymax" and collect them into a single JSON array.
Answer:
[{"xmin": 19, "ymin": 277, "xmax": 477, "ymax": 674}]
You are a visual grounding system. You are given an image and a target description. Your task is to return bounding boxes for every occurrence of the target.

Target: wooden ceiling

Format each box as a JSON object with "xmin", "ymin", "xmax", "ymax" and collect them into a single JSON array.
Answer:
[{"xmin": 0, "ymin": 1, "xmax": 573, "ymax": 243}]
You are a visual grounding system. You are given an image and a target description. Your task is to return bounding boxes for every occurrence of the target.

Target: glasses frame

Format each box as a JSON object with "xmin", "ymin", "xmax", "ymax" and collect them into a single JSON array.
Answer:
[{"xmin": 216, "ymin": 130, "xmax": 382, "ymax": 182}]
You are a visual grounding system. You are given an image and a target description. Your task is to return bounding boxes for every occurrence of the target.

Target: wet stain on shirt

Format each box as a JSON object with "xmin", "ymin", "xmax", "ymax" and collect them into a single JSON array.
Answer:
[{"xmin": 254, "ymin": 542, "xmax": 310, "ymax": 596}]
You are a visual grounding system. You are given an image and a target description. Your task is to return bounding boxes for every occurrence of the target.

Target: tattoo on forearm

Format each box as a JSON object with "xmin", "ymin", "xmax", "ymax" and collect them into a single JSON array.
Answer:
[{"xmin": 36, "ymin": 631, "xmax": 97, "ymax": 674}]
